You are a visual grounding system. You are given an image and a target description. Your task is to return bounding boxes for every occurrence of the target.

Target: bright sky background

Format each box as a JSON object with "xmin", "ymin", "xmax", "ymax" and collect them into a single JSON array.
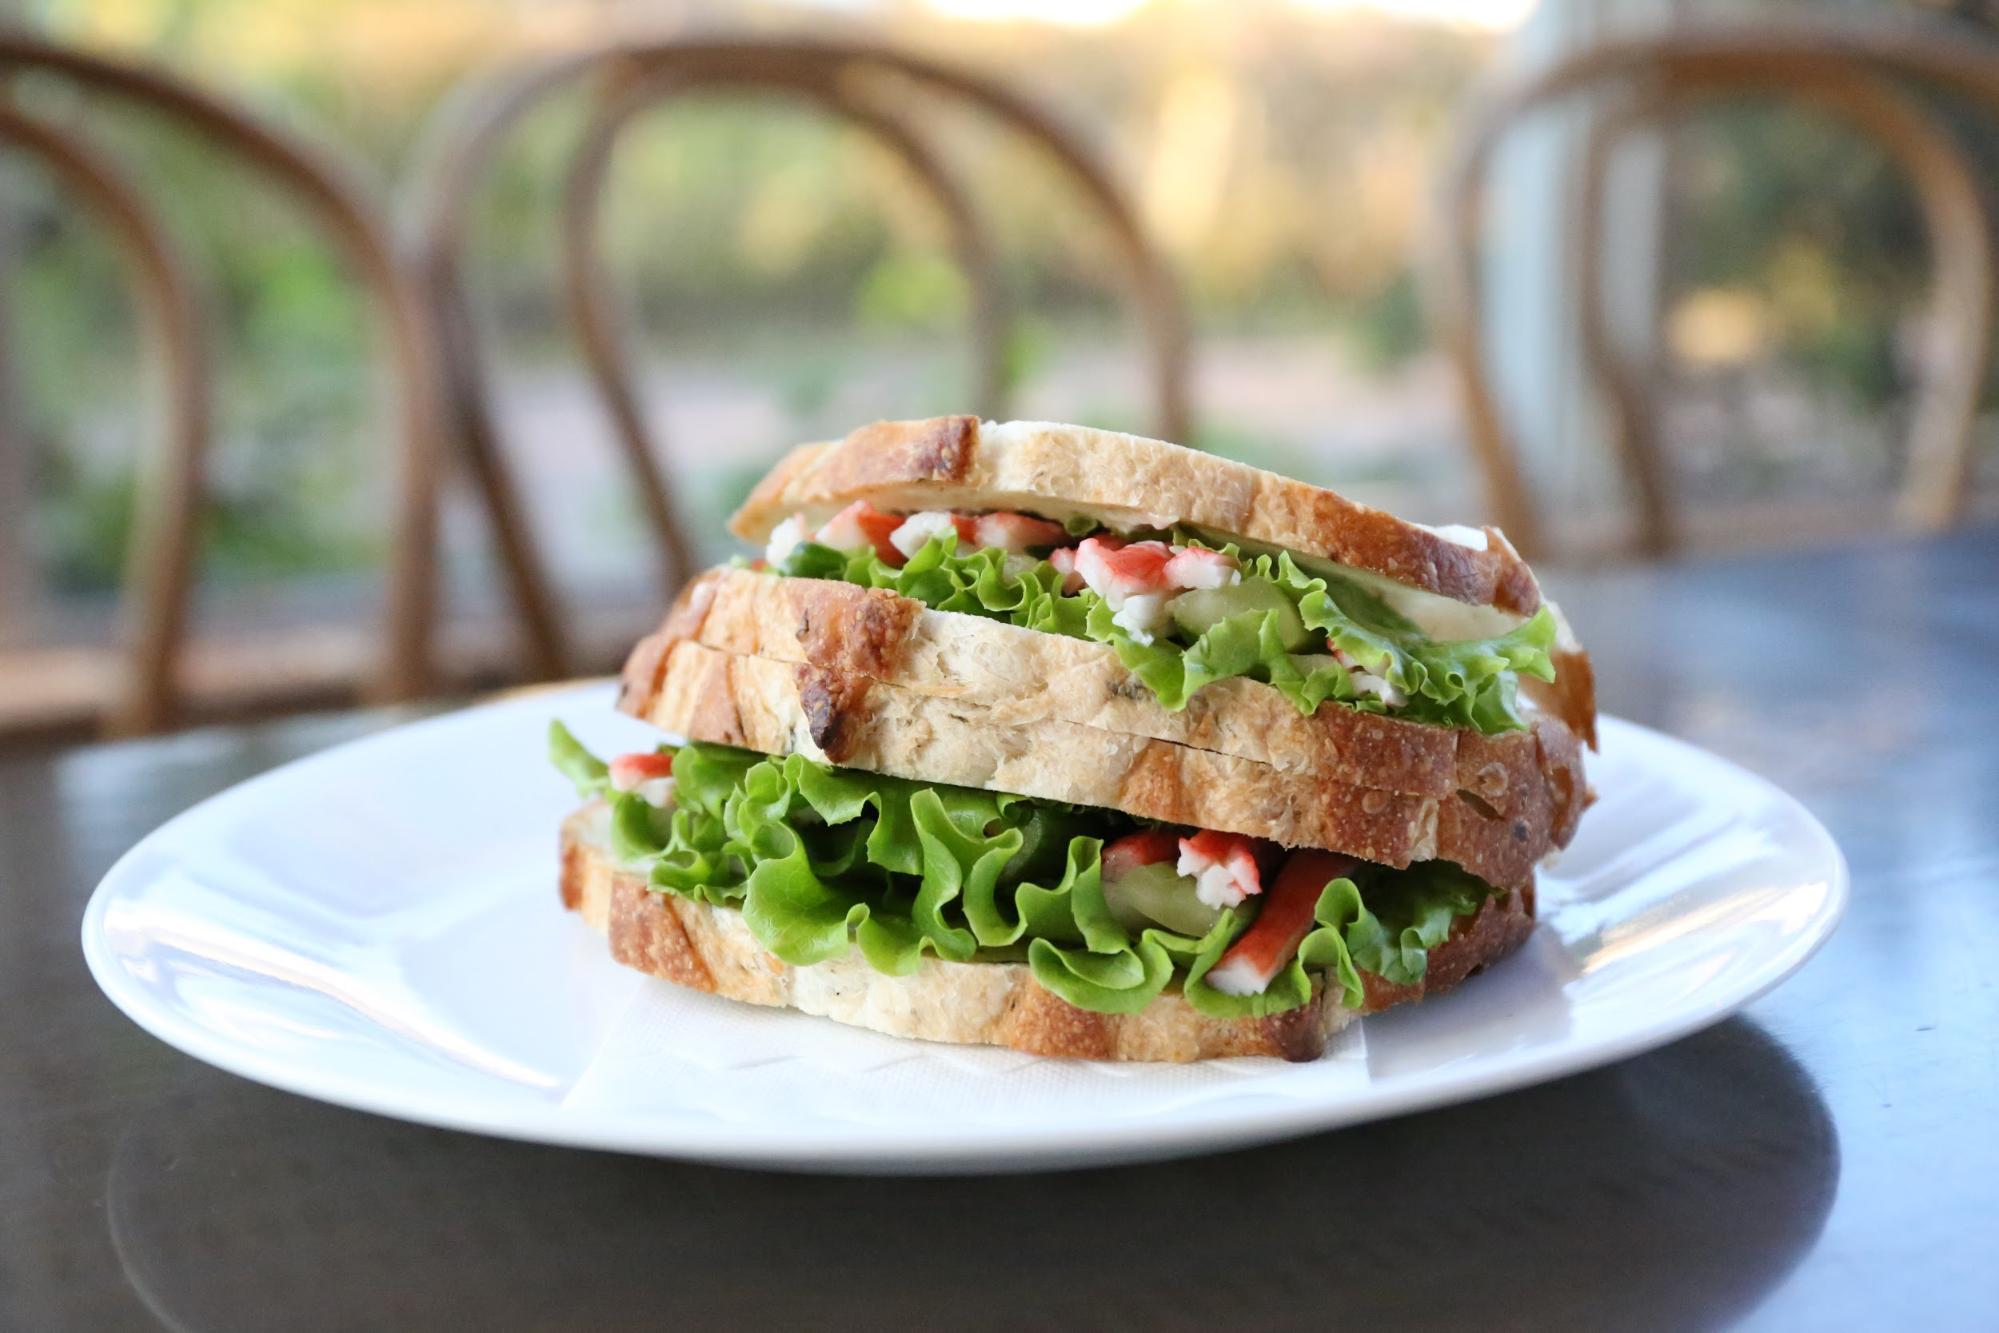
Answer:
[
  {"xmin": 920, "ymin": 0, "xmax": 1537, "ymax": 29},
  {"xmin": 1297, "ymin": 0, "xmax": 1539, "ymax": 28}
]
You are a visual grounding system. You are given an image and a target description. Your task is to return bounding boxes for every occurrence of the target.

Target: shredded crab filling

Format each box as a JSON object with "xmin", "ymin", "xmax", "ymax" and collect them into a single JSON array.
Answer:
[
  {"xmin": 761, "ymin": 501, "xmax": 1523, "ymax": 712},
  {"xmin": 607, "ymin": 750, "xmax": 676, "ymax": 808}
]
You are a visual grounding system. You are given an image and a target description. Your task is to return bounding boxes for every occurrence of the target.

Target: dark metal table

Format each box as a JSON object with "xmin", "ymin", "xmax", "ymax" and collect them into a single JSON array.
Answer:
[{"xmin": 5, "ymin": 531, "xmax": 1995, "ymax": 1332}]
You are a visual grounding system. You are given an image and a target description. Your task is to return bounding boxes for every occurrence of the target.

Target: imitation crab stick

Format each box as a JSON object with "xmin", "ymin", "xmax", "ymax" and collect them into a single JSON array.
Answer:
[
  {"xmin": 887, "ymin": 510, "xmax": 973, "ymax": 559},
  {"xmin": 816, "ymin": 501, "xmax": 906, "ymax": 564},
  {"xmin": 1073, "ymin": 538, "xmax": 1178, "ymax": 641},
  {"xmin": 1162, "ymin": 545, "xmax": 1240, "ymax": 590},
  {"xmin": 1100, "ymin": 826, "xmax": 1182, "ymax": 881},
  {"xmin": 1073, "ymin": 537, "xmax": 1173, "ymax": 599},
  {"xmin": 608, "ymin": 750, "xmax": 677, "ymax": 808},
  {"xmin": 608, "ymin": 751, "xmax": 674, "ymax": 786},
  {"xmin": 1204, "ymin": 849, "xmax": 1359, "ymax": 996},
  {"xmin": 974, "ymin": 511, "xmax": 1068, "ymax": 553},
  {"xmin": 1047, "ymin": 546, "xmax": 1085, "ymax": 594},
  {"xmin": 1068, "ymin": 537, "xmax": 1245, "ymax": 642},
  {"xmin": 1073, "ymin": 537, "xmax": 1241, "ymax": 599},
  {"xmin": 1177, "ymin": 829, "xmax": 1277, "ymax": 909},
  {"xmin": 834, "ymin": 506, "xmax": 1071, "ymax": 563},
  {"xmin": 885, "ymin": 509, "xmax": 1069, "ymax": 558}
]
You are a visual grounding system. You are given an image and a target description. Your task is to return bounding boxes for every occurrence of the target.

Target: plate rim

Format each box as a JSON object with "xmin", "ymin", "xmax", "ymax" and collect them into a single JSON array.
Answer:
[{"xmin": 79, "ymin": 686, "xmax": 1849, "ymax": 1171}]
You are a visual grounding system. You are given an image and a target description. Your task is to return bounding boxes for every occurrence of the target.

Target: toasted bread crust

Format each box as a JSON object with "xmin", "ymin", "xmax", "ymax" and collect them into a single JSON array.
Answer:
[
  {"xmin": 1523, "ymin": 601, "xmax": 1598, "ymax": 748},
  {"xmin": 730, "ymin": 418, "xmax": 1543, "ymax": 614},
  {"xmin": 621, "ymin": 637, "xmax": 1582, "ymax": 887},
  {"xmin": 654, "ymin": 567, "xmax": 1592, "ymax": 800},
  {"xmin": 1360, "ymin": 880, "xmax": 1537, "ymax": 1010},
  {"xmin": 560, "ymin": 804, "xmax": 1535, "ymax": 1062},
  {"xmin": 664, "ymin": 567, "xmax": 1458, "ymax": 792},
  {"xmin": 740, "ymin": 417, "xmax": 980, "ymax": 519}
]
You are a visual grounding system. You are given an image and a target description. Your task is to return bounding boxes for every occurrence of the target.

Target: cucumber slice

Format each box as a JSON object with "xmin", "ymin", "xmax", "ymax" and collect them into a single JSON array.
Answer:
[
  {"xmin": 1168, "ymin": 580, "xmax": 1311, "ymax": 651},
  {"xmin": 1102, "ymin": 862, "xmax": 1223, "ymax": 937}
]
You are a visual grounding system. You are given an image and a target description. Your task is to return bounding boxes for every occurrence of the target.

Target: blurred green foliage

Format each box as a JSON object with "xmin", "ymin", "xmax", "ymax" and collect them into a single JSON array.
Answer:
[
  {"xmin": 1671, "ymin": 102, "xmax": 1925, "ymax": 408},
  {"xmin": 8, "ymin": 0, "xmax": 1503, "ymax": 601},
  {"xmin": 6, "ymin": 0, "xmax": 1994, "ymax": 609}
]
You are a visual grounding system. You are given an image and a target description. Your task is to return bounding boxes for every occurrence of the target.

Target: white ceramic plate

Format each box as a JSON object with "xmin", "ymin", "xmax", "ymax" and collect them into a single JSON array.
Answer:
[{"xmin": 82, "ymin": 683, "xmax": 1845, "ymax": 1174}]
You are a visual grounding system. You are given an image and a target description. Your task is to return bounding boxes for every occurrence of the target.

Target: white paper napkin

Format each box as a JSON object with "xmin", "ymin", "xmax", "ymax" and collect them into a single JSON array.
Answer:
[{"xmin": 559, "ymin": 975, "xmax": 1367, "ymax": 1132}]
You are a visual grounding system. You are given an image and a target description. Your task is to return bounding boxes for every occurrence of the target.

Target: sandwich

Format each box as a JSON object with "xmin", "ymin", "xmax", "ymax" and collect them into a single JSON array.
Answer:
[{"xmin": 550, "ymin": 416, "xmax": 1594, "ymax": 1062}]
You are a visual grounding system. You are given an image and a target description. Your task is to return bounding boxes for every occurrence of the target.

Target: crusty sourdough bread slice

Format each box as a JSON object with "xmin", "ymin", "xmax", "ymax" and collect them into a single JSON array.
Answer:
[
  {"xmin": 560, "ymin": 803, "xmax": 1537, "ymax": 1063},
  {"xmin": 632, "ymin": 566, "xmax": 1596, "ymax": 795},
  {"xmin": 730, "ymin": 417, "xmax": 1543, "ymax": 615},
  {"xmin": 619, "ymin": 638, "xmax": 1586, "ymax": 888},
  {"xmin": 1526, "ymin": 603, "xmax": 1597, "ymax": 750}
]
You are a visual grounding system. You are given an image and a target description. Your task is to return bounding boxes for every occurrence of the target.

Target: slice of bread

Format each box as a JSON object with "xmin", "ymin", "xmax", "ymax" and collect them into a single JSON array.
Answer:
[
  {"xmin": 619, "ymin": 638, "xmax": 1586, "ymax": 888},
  {"xmin": 632, "ymin": 566, "xmax": 1597, "ymax": 794},
  {"xmin": 730, "ymin": 417, "xmax": 1543, "ymax": 614},
  {"xmin": 560, "ymin": 803, "xmax": 1537, "ymax": 1063}
]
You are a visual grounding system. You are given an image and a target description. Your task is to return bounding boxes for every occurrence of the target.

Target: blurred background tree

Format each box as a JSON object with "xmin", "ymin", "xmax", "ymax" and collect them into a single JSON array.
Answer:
[
  {"xmin": 1646, "ymin": 0, "xmax": 1999, "ymax": 504},
  {"xmin": 1, "ymin": 0, "xmax": 1993, "ymax": 658}
]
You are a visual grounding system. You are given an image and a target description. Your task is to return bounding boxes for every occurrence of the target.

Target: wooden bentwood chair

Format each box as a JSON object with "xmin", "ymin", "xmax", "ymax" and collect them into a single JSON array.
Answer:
[
  {"xmin": 0, "ymin": 35, "xmax": 446, "ymax": 736},
  {"xmin": 1436, "ymin": 24, "xmax": 1999, "ymax": 559},
  {"xmin": 407, "ymin": 38, "xmax": 1191, "ymax": 683}
]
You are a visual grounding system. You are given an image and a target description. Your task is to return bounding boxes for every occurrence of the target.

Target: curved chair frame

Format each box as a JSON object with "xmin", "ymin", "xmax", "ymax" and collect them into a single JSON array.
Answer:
[
  {"xmin": 560, "ymin": 62, "xmax": 1006, "ymax": 627},
  {"xmin": 1437, "ymin": 26, "xmax": 1999, "ymax": 558},
  {"xmin": 1574, "ymin": 71, "xmax": 1990, "ymax": 555},
  {"xmin": 0, "ymin": 103, "xmax": 210, "ymax": 735},
  {"xmin": 409, "ymin": 39, "xmax": 1189, "ymax": 680},
  {"xmin": 0, "ymin": 36, "xmax": 445, "ymax": 732}
]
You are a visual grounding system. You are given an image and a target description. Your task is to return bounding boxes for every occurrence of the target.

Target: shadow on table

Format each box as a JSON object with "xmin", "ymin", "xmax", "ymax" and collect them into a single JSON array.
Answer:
[{"xmin": 106, "ymin": 1017, "xmax": 1834, "ymax": 1333}]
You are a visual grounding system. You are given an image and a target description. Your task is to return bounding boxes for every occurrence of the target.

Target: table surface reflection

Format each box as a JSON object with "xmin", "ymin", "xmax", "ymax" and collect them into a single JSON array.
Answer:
[{"xmin": 4, "ymin": 529, "xmax": 1995, "ymax": 1331}]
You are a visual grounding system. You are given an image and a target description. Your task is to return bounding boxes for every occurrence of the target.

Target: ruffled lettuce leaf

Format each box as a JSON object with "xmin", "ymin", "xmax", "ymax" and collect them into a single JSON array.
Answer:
[
  {"xmin": 775, "ymin": 531, "xmax": 1555, "ymax": 733},
  {"xmin": 546, "ymin": 726, "xmax": 1495, "ymax": 1019},
  {"xmin": 548, "ymin": 719, "xmax": 611, "ymax": 797},
  {"xmin": 1177, "ymin": 860, "xmax": 1488, "ymax": 1019},
  {"xmin": 1097, "ymin": 544, "xmax": 1557, "ymax": 731},
  {"xmin": 781, "ymin": 534, "xmax": 1092, "ymax": 638}
]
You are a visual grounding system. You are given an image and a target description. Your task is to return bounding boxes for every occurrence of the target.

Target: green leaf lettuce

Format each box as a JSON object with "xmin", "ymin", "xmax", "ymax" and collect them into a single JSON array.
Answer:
[
  {"xmin": 774, "ymin": 531, "xmax": 1555, "ymax": 733},
  {"xmin": 548, "ymin": 725, "xmax": 1495, "ymax": 1019}
]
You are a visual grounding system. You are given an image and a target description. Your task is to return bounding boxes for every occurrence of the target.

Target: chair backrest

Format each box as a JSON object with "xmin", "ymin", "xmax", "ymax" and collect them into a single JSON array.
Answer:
[
  {"xmin": 0, "ymin": 35, "xmax": 445, "ymax": 735},
  {"xmin": 408, "ymin": 38, "xmax": 1191, "ymax": 681},
  {"xmin": 1435, "ymin": 24, "xmax": 1999, "ymax": 559}
]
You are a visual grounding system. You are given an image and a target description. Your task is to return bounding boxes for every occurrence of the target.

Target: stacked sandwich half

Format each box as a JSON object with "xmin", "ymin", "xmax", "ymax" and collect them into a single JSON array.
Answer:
[{"xmin": 551, "ymin": 417, "xmax": 1594, "ymax": 1062}]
